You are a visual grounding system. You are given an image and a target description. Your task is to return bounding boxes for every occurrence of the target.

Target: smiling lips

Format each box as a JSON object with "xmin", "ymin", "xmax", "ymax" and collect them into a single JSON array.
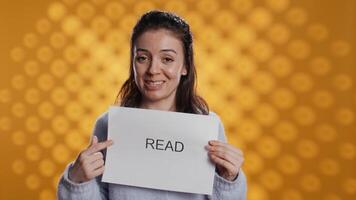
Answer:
[{"xmin": 144, "ymin": 80, "xmax": 165, "ymax": 90}]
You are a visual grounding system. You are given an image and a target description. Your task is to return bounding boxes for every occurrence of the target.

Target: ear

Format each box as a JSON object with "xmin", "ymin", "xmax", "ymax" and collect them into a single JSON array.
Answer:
[{"xmin": 181, "ymin": 66, "xmax": 188, "ymax": 76}]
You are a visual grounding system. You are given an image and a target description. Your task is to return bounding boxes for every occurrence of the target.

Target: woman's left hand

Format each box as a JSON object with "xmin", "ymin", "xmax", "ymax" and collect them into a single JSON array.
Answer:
[{"xmin": 206, "ymin": 140, "xmax": 244, "ymax": 181}]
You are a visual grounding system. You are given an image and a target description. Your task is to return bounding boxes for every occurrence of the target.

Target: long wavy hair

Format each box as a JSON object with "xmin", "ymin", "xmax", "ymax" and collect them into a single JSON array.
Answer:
[{"xmin": 114, "ymin": 10, "xmax": 209, "ymax": 115}]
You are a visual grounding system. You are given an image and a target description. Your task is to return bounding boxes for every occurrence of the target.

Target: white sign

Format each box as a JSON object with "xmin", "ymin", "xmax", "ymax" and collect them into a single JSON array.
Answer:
[{"xmin": 102, "ymin": 106, "xmax": 219, "ymax": 195}]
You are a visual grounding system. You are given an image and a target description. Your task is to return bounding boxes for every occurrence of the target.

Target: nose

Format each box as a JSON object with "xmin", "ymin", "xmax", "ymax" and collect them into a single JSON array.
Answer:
[{"xmin": 147, "ymin": 57, "xmax": 160, "ymax": 75}]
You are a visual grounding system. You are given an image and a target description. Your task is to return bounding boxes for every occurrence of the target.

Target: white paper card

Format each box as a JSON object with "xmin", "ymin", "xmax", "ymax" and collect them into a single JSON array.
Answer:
[{"xmin": 102, "ymin": 106, "xmax": 219, "ymax": 195}]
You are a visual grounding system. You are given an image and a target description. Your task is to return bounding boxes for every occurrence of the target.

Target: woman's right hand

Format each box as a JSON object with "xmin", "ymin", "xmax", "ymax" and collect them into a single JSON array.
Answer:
[{"xmin": 68, "ymin": 136, "xmax": 114, "ymax": 183}]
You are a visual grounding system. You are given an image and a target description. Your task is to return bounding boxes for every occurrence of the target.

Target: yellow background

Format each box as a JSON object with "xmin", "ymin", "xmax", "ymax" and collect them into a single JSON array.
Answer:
[{"xmin": 0, "ymin": 0, "xmax": 355, "ymax": 199}]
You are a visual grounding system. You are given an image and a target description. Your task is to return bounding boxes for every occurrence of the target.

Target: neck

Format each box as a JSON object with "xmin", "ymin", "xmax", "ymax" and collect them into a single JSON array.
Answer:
[{"xmin": 140, "ymin": 98, "xmax": 176, "ymax": 112}]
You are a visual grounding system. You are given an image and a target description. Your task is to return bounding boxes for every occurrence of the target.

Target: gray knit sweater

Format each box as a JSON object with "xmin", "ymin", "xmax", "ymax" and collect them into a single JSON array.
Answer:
[{"xmin": 57, "ymin": 111, "xmax": 247, "ymax": 200}]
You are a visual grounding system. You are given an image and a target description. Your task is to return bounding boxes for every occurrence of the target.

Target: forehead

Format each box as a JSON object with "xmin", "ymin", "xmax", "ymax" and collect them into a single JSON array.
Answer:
[{"xmin": 134, "ymin": 29, "xmax": 183, "ymax": 52}]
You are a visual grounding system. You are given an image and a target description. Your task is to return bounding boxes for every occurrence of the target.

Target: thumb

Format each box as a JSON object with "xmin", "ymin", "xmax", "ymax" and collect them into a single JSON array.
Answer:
[{"xmin": 90, "ymin": 135, "xmax": 98, "ymax": 146}]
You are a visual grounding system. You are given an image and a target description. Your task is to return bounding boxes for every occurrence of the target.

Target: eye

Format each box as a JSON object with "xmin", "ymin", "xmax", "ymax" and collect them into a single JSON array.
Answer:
[
  {"xmin": 136, "ymin": 56, "xmax": 147, "ymax": 63},
  {"xmin": 163, "ymin": 57, "xmax": 174, "ymax": 63}
]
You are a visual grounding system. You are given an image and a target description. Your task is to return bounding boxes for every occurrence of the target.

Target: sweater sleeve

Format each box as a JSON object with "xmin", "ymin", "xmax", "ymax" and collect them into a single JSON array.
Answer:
[
  {"xmin": 210, "ymin": 112, "xmax": 247, "ymax": 200},
  {"xmin": 57, "ymin": 112, "xmax": 110, "ymax": 200}
]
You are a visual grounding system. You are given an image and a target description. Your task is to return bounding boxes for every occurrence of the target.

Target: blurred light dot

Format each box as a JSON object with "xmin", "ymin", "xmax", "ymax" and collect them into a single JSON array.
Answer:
[
  {"xmin": 52, "ymin": 115, "xmax": 70, "ymax": 135},
  {"xmin": 10, "ymin": 47, "xmax": 26, "ymax": 62},
  {"xmin": 335, "ymin": 108, "xmax": 354, "ymax": 125},
  {"xmin": 51, "ymin": 87, "xmax": 69, "ymax": 106},
  {"xmin": 314, "ymin": 124, "xmax": 337, "ymax": 142},
  {"xmin": 277, "ymin": 154, "xmax": 300, "ymax": 175},
  {"xmin": 52, "ymin": 144, "xmax": 71, "ymax": 163},
  {"xmin": 268, "ymin": 55, "xmax": 293, "ymax": 77},
  {"xmin": 254, "ymin": 103, "xmax": 279, "ymax": 126},
  {"xmin": 286, "ymin": 7, "xmax": 307, "ymax": 26},
  {"xmin": 11, "ymin": 102, "xmax": 26, "ymax": 118},
  {"xmin": 268, "ymin": 23, "xmax": 290, "ymax": 45},
  {"xmin": 11, "ymin": 74, "xmax": 26, "ymax": 90},
  {"xmin": 297, "ymin": 139, "xmax": 319, "ymax": 159},
  {"xmin": 91, "ymin": 16, "xmax": 111, "ymax": 35},
  {"xmin": 249, "ymin": 39, "xmax": 273, "ymax": 62},
  {"xmin": 105, "ymin": 2, "xmax": 124, "ymax": 20},
  {"xmin": 230, "ymin": 0, "xmax": 253, "ymax": 15},
  {"xmin": 40, "ymin": 189, "xmax": 55, "ymax": 200},
  {"xmin": 256, "ymin": 136, "xmax": 281, "ymax": 158},
  {"xmin": 236, "ymin": 55, "xmax": 257, "ymax": 78},
  {"xmin": 65, "ymin": 102, "xmax": 85, "ymax": 121},
  {"xmin": 237, "ymin": 119, "xmax": 261, "ymax": 141},
  {"xmin": 12, "ymin": 131, "xmax": 26, "ymax": 146},
  {"xmin": 259, "ymin": 169, "xmax": 283, "ymax": 190},
  {"xmin": 38, "ymin": 101, "xmax": 54, "ymax": 120},
  {"xmin": 0, "ymin": 89, "xmax": 11, "ymax": 103},
  {"xmin": 50, "ymin": 32, "xmax": 67, "ymax": 49},
  {"xmin": 244, "ymin": 151, "xmax": 264, "ymax": 174},
  {"xmin": 309, "ymin": 56, "xmax": 331, "ymax": 76},
  {"xmin": 12, "ymin": 159, "xmax": 25, "ymax": 175},
  {"xmin": 37, "ymin": 73, "xmax": 55, "ymax": 91},
  {"xmin": 307, "ymin": 24, "xmax": 328, "ymax": 42},
  {"xmin": 312, "ymin": 90, "xmax": 334, "ymax": 108},
  {"xmin": 76, "ymin": 29, "xmax": 97, "ymax": 49},
  {"xmin": 133, "ymin": 0, "xmax": 156, "ymax": 16},
  {"xmin": 26, "ymin": 174, "xmax": 41, "ymax": 190},
  {"xmin": 119, "ymin": 14, "xmax": 136, "ymax": 33},
  {"xmin": 251, "ymin": 71, "xmax": 275, "ymax": 94},
  {"xmin": 290, "ymin": 72, "xmax": 314, "ymax": 93},
  {"xmin": 282, "ymin": 189, "xmax": 302, "ymax": 200},
  {"xmin": 64, "ymin": 45, "xmax": 82, "ymax": 64},
  {"xmin": 23, "ymin": 33, "xmax": 39, "ymax": 48},
  {"xmin": 25, "ymin": 116, "xmax": 41, "ymax": 133},
  {"xmin": 39, "ymin": 159, "xmax": 56, "ymax": 177},
  {"xmin": 38, "ymin": 130, "xmax": 56, "ymax": 148},
  {"xmin": 331, "ymin": 40, "xmax": 351, "ymax": 57},
  {"xmin": 232, "ymin": 24, "xmax": 256, "ymax": 48},
  {"xmin": 273, "ymin": 120, "xmax": 298, "ymax": 142},
  {"xmin": 339, "ymin": 142, "xmax": 355, "ymax": 160},
  {"xmin": 62, "ymin": 15, "xmax": 82, "ymax": 36},
  {"xmin": 24, "ymin": 60, "xmax": 40, "ymax": 76},
  {"xmin": 25, "ymin": 88, "xmax": 41, "ymax": 104},
  {"xmin": 77, "ymin": 2, "xmax": 95, "ymax": 20},
  {"xmin": 323, "ymin": 194, "xmax": 341, "ymax": 200},
  {"xmin": 197, "ymin": 0, "xmax": 219, "ymax": 16},
  {"xmin": 26, "ymin": 144, "xmax": 42, "ymax": 161},
  {"xmin": 64, "ymin": 73, "xmax": 83, "ymax": 92},
  {"xmin": 333, "ymin": 74, "xmax": 353, "ymax": 91},
  {"xmin": 300, "ymin": 174, "xmax": 321, "ymax": 192},
  {"xmin": 248, "ymin": 7, "xmax": 273, "ymax": 30},
  {"xmin": 270, "ymin": 88, "xmax": 296, "ymax": 110},
  {"xmin": 0, "ymin": 117, "xmax": 12, "ymax": 131},
  {"xmin": 236, "ymin": 87, "xmax": 259, "ymax": 110},
  {"xmin": 212, "ymin": 10, "xmax": 236, "ymax": 33},
  {"xmin": 265, "ymin": 0, "xmax": 290, "ymax": 12},
  {"xmin": 319, "ymin": 158, "xmax": 339, "ymax": 176},
  {"xmin": 343, "ymin": 178, "xmax": 356, "ymax": 194},
  {"xmin": 288, "ymin": 39, "xmax": 311, "ymax": 60},
  {"xmin": 37, "ymin": 46, "xmax": 54, "ymax": 63},
  {"xmin": 36, "ymin": 18, "xmax": 51, "ymax": 34},
  {"xmin": 65, "ymin": 130, "xmax": 86, "ymax": 151},
  {"xmin": 48, "ymin": 2, "xmax": 67, "ymax": 21},
  {"xmin": 50, "ymin": 59, "xmax": 68, "ymax": 77}
]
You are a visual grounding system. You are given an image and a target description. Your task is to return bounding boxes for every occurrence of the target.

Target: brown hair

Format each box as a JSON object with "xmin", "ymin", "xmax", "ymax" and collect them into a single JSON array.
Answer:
[{"xmin": 114, "ymin": 10, "xmax": 209, "ymax": 115}]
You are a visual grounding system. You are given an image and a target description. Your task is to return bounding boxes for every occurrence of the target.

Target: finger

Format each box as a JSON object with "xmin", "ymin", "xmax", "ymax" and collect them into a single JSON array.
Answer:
[
  {"xmin": 86, "ymin": 140, "xmax": 114, "ymax": 155},
  {"xmin": 89, "ymin": 159, "xmax": 105, "ymax": 171},
  {"xmin": 209, "ymin": 150, "xmax": 240, "ymax": 167},
  {"xmin": 209, "ymin": 154, "xmax": 236, "ymax": 174},
  {"xmin": 84, "ymin": 152, "xmax": 104, "ymax": 164},
  {"xmin": 208, "ymin": 140, "xmax": 243, "ymax": 155},
  {"xmin": 89, "ymin": 135, "xmax": 98, "ymax": 147},
  {"xmin": 206, "ymin": 144, "xmax": 243, "ymax": 160},
  {"xmin": 92, "ymin": 165, "xmax": 105, "ymax": 177}
]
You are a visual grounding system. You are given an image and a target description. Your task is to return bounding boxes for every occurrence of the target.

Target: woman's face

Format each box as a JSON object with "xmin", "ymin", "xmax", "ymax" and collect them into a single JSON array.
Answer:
[{"xmin": 133, "ymin": 29, "xmax": 187, "ymax": 105}]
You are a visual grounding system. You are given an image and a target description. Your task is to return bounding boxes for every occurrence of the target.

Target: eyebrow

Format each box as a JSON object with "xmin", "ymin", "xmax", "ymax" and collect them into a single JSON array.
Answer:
[{"xmin": 136, "ymin": 48, "xmax": 177, "ymax": 54}]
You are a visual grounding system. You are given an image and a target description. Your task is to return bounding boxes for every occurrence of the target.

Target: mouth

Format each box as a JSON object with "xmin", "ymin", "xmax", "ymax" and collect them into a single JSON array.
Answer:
[{"xmin": 144, "ymin": 80, "xmax": 165, "ymax": 90}]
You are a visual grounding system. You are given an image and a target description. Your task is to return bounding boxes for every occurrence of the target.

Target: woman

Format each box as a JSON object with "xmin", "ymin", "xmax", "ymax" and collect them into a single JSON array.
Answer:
[{"xmin": 58, "ymin": 10, "xmax": 246, "ymax": 200}]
